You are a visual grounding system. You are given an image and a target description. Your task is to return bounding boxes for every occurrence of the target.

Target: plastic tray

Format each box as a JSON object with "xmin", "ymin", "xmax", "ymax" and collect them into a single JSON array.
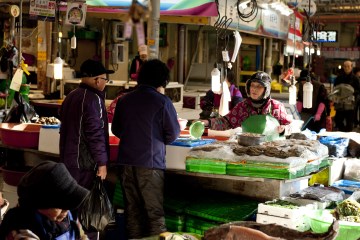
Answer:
[
  {"xmin": 331, "ymin": 179, "xmax": 360, "ymax": 195},
  {"xmin": 309, "ymin": 210, "xmax": 360, "ymax": 240},
  {"xmin": 170, "ymin": 138, "xmax": 215, "ymax": 147}
]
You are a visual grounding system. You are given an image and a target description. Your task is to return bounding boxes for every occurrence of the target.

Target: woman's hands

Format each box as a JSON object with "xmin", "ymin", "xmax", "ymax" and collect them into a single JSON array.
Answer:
[{"xmin": 277, "ymin": 125, "xmax": 285, "ymax": 134}]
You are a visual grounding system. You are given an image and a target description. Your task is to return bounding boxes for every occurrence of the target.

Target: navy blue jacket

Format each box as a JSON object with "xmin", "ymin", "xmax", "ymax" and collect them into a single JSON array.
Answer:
[
  {"xmin": 60, "ymin": 83, "xmax": 109, "ymax": 171},
  {"xmin": 111, "ymin": 85, "xmax": 180, "ymax": 169}
]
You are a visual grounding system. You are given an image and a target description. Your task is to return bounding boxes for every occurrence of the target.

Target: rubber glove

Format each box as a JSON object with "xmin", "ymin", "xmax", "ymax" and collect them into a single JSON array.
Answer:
[{"xmin": 314, "ymin": 103, "xmax": 325, "ymax": 122}]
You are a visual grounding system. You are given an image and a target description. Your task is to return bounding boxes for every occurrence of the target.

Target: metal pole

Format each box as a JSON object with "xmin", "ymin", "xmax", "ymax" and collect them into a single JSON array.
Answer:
[
  {"xmin": 148, "ymin": 0, "xmax": 160, "ymax": 59},
  {"xmin": 178, "ymin": 25, "xmax": 185, "ymax": 84},
  {"xmin": 18, "ymin": 0, "xmax": 23, "ymax": 65}
]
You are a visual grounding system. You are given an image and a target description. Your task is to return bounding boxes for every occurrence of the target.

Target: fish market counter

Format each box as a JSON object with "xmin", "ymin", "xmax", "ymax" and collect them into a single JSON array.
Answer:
[
  {"xmin": 165, "ymin": 169, "xmax": 311, "ymax": 201},
  {"xmin": 164, "ymin": 137, "xmax": 335, "ymax": 201}
]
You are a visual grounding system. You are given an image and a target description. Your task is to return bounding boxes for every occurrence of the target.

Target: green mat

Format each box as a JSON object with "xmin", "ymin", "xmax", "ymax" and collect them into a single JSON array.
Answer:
[
  {"xmin": 186, "ymin": 157, "xmax": 227, "ymax": 175},
  {"xmin": 226, "ymin": 162, "xmax": 305, "ymax": 179},
  {"xmin": 113, "ymin": 180, "xmax": 125, "ymax": 209},
  {"xmin": 165, "ymin": 214, "xmax": 186, "ymax": 232},
  {"xmin": 185, "ymin": 216, "xmax": 218, "ymax": 236}
]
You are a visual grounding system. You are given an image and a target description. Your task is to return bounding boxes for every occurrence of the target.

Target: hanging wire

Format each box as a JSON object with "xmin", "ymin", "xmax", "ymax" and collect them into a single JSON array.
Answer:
[{"xmin": 236, "ymin": 0, "xmax": 258, "ymax": 23}]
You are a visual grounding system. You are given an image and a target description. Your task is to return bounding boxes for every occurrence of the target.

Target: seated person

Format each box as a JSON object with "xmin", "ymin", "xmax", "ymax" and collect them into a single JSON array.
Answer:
[
  {"xmin": 200, "ymin": 71, "xmax": 292, "ymax": 135},
  {"xmin": 296, "ymin": 69, "xmax": 330, "ymax": 133},
  {"xmin": 199, "ymin": 68, "xmax": 243, "ymax": 119},
  {"xmin": 0, "ymin": 161, "xmax": 89, "ymax": 240}
]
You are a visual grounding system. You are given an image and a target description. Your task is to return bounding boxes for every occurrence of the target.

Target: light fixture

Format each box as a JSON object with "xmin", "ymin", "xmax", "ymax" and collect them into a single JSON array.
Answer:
[
  {"xmin": 71, "ymin": 26, "xmax": 77, "ymax": 49},
  {"xmin": 338, "ymin": 65, "xmax": 342, "ymax": 69},
  {"xmin": 288, "ymin": 76, "xmax": 297, "ymax": 105},
  {"xmin": 53, "ymin": 56, "xmax": 63, "ymax": 79},
  {"xmin": 303, "ymin": 76, "xmax": 313, "ymax": 109},
  {"xmin": 305, "ymin": 46, "xmax": 309, "ymax": 54},
  {"xmin": 211, "ymin": 63, "xmax": 221, "ymax": 93},
  {"xmin": 310, "ymin": 47, "xmax": 315, "ymax": 54},
  {"xmin": 316, "ymin": 49, "xmax": 321, "ymax": 56}
]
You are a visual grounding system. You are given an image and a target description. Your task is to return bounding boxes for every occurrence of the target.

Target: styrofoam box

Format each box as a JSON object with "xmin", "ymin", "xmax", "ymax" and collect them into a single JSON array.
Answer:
[
  {"xmin": 281, "ymin": 196, "xmax": 329, "ymax": 210},
  {"xmin": 165, "ymin": 145, "xmax": 192, "ymax": 170},
  {"xmin": 2, "ymin": 183, "xmax": 18, "ymax": 209},
  {"xmin": 256, "ymin": 213, "xmax": 310, "ymax": 232},
  {"xmin": 257, "ymin": 203, "xmax": 308, "ymax": 219},
  {"xmin": 38, "ymin": 125, "xmax": 60, "ymax": 154}
]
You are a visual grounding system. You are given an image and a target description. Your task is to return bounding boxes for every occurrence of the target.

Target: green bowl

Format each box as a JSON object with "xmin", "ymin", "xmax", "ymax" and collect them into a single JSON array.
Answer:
[{"xmin": 189, "ymin": 121, "xmax": 205, "ymax": 139}]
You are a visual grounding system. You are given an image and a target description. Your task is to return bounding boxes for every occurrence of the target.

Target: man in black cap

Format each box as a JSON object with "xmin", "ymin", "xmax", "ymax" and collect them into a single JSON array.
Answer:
[
  {"xmin": 60, "ymin": 59, "xmax": 114, "ymax": 190},
  {"xmin": 0, "ymin": 161, "xmax": 89, "ymax": 239}
]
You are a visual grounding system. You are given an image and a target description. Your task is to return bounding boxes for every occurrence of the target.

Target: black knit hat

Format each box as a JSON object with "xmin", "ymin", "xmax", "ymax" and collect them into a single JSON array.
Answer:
[
  {"xmin": 80, "ymin": 59, "xmax": 114, "ymax": 77},
  {"xmin": 245, "ymin": 71, "xmax": 272, "ymax": 99},
  {"xmin": 18, "ymin": 161, "xmax": 89, "ymax": 210}
]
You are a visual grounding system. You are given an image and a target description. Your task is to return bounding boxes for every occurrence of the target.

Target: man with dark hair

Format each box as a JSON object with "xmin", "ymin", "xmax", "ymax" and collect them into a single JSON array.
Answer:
[{"xmin": 112, "ymin": 59, "xmax": 180, "ymax": 239}]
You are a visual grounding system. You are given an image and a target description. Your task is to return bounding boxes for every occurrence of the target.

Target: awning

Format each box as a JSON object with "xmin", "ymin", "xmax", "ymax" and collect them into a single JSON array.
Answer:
[{"xmin": 85, "ymin": 0, "xmax": 218, "ymax": 17}]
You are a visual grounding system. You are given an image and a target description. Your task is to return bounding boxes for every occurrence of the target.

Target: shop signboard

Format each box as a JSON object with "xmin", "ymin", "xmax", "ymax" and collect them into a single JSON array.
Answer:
[
  {"xmin": 29, "ymin": 0, "xmax": 56, "ymax": 19},
  {"xmin": 321, "ymin": 47, "xmax": 360, "ymax": 59},
  {"xmin": 286, "ymin": 10, "xmax": 304, "ymax": 56},
  {"xmin": 212, "ymin": 0, "xmax": 289, "ymax": 40},
  {"xmin": 313, "ymin": 30, "xmax": 337, "ymax": 43},
  {"xmin": 83, "ymin": 0, "xmax": 217, "ymax": 17}
]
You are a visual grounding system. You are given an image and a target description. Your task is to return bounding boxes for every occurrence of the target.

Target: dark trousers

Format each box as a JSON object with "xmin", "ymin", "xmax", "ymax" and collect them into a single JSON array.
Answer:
[
  {"xmin": 334, "ymin": 109, "xmax": 355, "ymax": 132},
  {"xmin": 120, "ymin": 166, "xmax": 166, "ymax": 239}
]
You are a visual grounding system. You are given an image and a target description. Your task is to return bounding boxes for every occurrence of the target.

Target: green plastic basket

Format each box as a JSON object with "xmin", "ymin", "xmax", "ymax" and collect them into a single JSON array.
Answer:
[
  {"xmin": 165, "ymin": 214, "xmax": 185, "ymax": 232},
  {"xmin": 185, "ymin": 216, "xmax": 218, "ymax": 236},
  {"xmin": 309, "ymin": 210, "xmax": 360, "ymax": 240},
  {"xmin": 184, "ymin": 192, "xmax": 258, "ymax": 223}
]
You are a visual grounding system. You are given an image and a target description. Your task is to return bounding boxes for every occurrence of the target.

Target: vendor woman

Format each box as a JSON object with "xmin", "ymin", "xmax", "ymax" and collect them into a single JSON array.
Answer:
[{"xmin": 200, "ymin": 71, "xmax": 292, "ymax": 135}]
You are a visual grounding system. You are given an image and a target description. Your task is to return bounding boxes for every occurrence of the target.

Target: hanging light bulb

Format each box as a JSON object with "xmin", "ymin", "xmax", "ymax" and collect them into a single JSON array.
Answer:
[
  {"xmin": 211, "ymin": 63, "xmax": 221, "ymax": 93},
  {"xmin": 71, "ymin": 25, "xmax": 77, "ymax": 49},
  {"xmin": 54, "ymin": 56, "xmax": 63, "ymax": 79},
  {"xmin": 288, "ymin": 76, "xmax": 297, "ymax": 105},
  {"xmin": 303, "ymin": 76, "xmax": 313, "ymax": 108},
  {"xmin": 316, "ymin": 49, "xmax": 321, "ymax": 56}
]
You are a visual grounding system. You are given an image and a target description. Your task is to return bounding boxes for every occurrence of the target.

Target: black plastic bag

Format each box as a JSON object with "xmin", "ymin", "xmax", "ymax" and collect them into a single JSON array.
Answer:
[
  {"xmin": 3, "ymin": 92, "xmax": 38, "ymax": 123},
  {"xmin": 79, "ymin": 177, "xmax": 115, "ymax": 232}
]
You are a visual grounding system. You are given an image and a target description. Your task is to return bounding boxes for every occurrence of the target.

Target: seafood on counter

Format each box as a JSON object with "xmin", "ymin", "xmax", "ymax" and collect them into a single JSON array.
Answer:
[
  {"xmin": 33, "ymin": 116, "xmax": 60, "ymax": 125},
  {"xmin": 203, "ymin": 220, "xmax": 339, "ymax": 240}
]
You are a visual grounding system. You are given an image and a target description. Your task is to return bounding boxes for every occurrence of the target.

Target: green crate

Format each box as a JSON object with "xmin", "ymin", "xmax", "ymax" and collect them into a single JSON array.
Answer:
[
  {"xmin": 186, "ymin": 158, "xmax": 227, "ymax": 175},
  {"xmin": 165, "ymin": 214, "xmax": 185, "ymax": 232},
  {"xmin": 184, "ymin": 192, "xmax": 258, "ymax": 223},
  {"xmin": 226, "ymin": 162, "xmax": 305, "ymax": 179},
  {"xmin": 185, "ymin": 216, "xmax": 218, "ymax": 236},
  {"xmin": 305, "ymin": 161, "xmax": 320, "ymax": 175},
  {"xmin": 113, "ymin": 180, "xmax": 125, "ymax": 209}
]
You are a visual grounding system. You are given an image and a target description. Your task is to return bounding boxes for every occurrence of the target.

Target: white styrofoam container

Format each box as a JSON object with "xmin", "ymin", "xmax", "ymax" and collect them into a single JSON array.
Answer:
[
  {"xmin": 281, "ymin": 196, "xmax": 329, "ymax": 210},
  {"xmin": 256, "ymin": 213, "xmax": 310, "ymax": 232},
  {"xmin": 2, "ymin": 183, "xmax": 18, "ymax": 210},
  {"xmin": 257, "ymin": 203, "xmax": 307, "ymax": 219},
  {"xmin": 38, "ymin": 125, "xmax": 60, "ymax": 154},
  {"xmin": 165, "ymin": 145, "xmax": 192, "ymax": 170}
]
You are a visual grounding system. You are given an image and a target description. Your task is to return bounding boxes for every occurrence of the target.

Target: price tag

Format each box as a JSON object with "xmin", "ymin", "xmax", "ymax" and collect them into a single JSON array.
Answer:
[
  {"xmin": 10, "ymin": 69, "xmax": 23, "ymax": 92},
  {"xmin": 222, "ymin": 50, "xmax": 230, "ymax": 62}
]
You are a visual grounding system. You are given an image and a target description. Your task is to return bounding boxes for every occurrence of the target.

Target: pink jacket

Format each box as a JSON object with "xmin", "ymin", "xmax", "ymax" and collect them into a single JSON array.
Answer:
[{"xmin": 209, "ymin": 98, "xmax": 292, "ymax": 131}]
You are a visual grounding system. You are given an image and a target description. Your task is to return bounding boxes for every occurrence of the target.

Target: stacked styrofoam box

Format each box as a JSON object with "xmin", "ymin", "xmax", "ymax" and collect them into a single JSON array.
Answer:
[
  {"xmin": 2, "ymin": 183, "xmax": 18, "ymax": 209},
  {"xmin": 256, "ymin": 201, "xmax": 312, "ymax": 232},
  {"xmin": 38, "ymin": 125, "xmax": 60, "ymax": 154},
  {"xmin": 165, "ymin": 145, "xmax": 191, "ymax": 170}
]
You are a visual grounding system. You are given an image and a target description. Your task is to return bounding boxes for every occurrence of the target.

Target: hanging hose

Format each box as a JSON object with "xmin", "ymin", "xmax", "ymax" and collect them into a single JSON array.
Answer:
[{"xmin": 236, "ymin": 0, "xmax": 258, "ymax": 23}]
